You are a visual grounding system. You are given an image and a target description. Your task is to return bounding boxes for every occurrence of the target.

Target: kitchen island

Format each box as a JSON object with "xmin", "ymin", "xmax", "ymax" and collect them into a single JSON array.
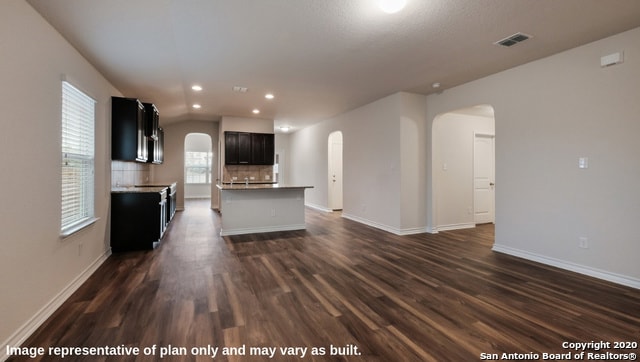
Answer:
[{"xmin": 217, "ymin": 183, "xmax": 313, "ymax": 236}]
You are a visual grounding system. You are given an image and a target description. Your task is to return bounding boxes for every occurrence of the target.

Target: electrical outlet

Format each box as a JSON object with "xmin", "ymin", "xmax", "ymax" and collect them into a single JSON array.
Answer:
[
  {"xmin": 250, "ymin": 176, "xmax": 255, "ymax": 180},
  {"xmin": 232, "ymin": 176, "xmax": 238, "ymax": 180},
  {"xmin": 265, "ymin": 175, "xmax": 270, "ymax": 180},
  {"xmin": 578, "ymin": 237, "xmax": 589, "ymax": 249}
]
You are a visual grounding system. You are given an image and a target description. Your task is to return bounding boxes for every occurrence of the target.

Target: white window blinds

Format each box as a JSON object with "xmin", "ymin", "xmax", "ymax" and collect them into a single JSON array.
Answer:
[{"xmin": 61, "ymin": 81, "xmax": 96, "ymax": 236}]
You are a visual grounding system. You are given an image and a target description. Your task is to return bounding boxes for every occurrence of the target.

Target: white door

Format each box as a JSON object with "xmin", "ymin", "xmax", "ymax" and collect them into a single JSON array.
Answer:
[
  {"xmin": 474, "ymin": 134, "xmax": 495, "ymax": 224},
  {"xmin": 328, "ymin": 131, "xmax": 343, "ymax": 210}
]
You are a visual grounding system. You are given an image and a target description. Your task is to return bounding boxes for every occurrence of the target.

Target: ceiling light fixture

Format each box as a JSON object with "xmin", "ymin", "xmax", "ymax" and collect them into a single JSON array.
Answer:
[
  {"xmin": 378, "ymin": 0, "xmax": 406, "ymax": 14},
  {"xmin": 191, "ymin": 85, "xmax": 202, "ymax": 91},
  {"xmin": 265, "ymin": 93, "xmax": 275, "ymax": 100},
  {"xmin": 252, "ymin": 109, "xmax": 260, "ymax": 114},
  {"xmin": 432, "ymin": 82, "xmax": 441, "ymax": 89},
  {"xmin": 192, "ymin": 104, "xmax": 201, "ymax": 109},
  {"xmin": 280, "ymin": 126, "xmax": 290, "ymax": 132}
]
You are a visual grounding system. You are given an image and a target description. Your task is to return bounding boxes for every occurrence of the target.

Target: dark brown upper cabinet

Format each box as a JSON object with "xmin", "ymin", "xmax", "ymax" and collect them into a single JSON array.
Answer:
[
  {"xmin": 251, "ymin": 133, "xmax": 275, "ymax": 165},
  {"xmin": 143, "ymin": 103, "xmax": 159, "ymax": 140},
  {"xmin": 112, "ymin": 96, "xmax": 147, "ymax": 162},
  {"xmin": 149, "ymin": 127, "xmax": 164, "ymax": 164},
  {"xmin": 224, "ymin": 131, "xmax": 274, "ymax": 165},
  {"xmin": 143, "ymin": 103, "xmax": 163, "ymax": 164}
]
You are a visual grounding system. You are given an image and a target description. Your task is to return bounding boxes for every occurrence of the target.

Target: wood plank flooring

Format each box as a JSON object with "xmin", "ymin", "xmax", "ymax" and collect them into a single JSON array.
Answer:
[{"xmin": 11, "ymin": 199, "xmax": 640, "ymax": 361}]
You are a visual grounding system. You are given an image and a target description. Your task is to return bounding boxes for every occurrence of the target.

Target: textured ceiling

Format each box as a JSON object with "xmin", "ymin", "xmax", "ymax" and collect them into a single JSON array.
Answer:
[{"xmin": 27, "ymin": 0, "xmax": 640, "ymax": 131}]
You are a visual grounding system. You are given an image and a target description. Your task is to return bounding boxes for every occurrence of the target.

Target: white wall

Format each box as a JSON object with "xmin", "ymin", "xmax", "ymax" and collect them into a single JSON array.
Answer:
[
  {"xmin": 152, "ymin": 120, "xmax": 219, "ymax": 209},
  {"xmin": 0, "ymin": 0, "xmax": 120, "ymax": 352},
  {"xmin": 274, "ymin": 133, "xmax": 291, "ymax": 184},
  {"xmin": 432, "ymin": 111, "xmax": 494, "ymax": 230},
  {"xmin": 426, "ymin": 27, "xmax": 640, "ymax": 287},
  {"xmin": 399, "ymin": 93, "xmax": 429, "ymax": 232},
  {"xmin": 289, "ymin": 92, "xmax": 428, "ymax": 234}
]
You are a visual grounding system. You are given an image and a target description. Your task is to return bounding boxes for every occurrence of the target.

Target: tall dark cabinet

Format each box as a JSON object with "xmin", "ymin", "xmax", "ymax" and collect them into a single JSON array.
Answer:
[
  {"xmin": 112, "ymin": 97, "xmax": 147, "ymax": 162},
  {"xmin": 143, "ymin": 102, "xmax": 163, "ymax": 164}
]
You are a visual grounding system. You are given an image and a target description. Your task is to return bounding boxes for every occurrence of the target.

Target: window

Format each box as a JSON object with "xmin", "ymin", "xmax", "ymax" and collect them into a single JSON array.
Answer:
[
  {"xmin": 61, "ymin": 81, "xmax": 96, "ymax": 236},
  {"xmin": 185, "ymin": 151, "xmax": 213, "ymax": 184}
]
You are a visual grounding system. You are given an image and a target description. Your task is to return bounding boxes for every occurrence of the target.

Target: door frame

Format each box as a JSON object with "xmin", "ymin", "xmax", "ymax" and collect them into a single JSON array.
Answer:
[
  {"xmin": 473, "ymin": 132, "xmax": 495, "ymax": 224},
  {"xmin": 328, "ymin": 131, "xmax": 343, "ymax": 211}
]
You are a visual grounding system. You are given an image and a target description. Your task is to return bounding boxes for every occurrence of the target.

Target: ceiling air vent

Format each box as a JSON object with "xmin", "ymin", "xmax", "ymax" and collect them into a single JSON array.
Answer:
[{"xmin": 494, "ymin": 32, "xmax": 532, "ymax": 47}]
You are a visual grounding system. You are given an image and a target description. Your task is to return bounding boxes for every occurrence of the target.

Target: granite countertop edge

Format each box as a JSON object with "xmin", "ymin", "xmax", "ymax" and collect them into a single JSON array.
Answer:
[
  {"xmin": 111, "ymin": 181, "xmax": 177, "ymax": 193},
  {"xmin": 216, "ymin": 184, "xmax": 314, "ymax": 191},
  {"xmin": 111, "ymin": 186, "xmax": 168, "ymax": 193}
]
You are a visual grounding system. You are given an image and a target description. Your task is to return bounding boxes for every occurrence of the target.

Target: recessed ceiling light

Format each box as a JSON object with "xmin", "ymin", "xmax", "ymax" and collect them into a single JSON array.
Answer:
[
  {"xmin": 432, "ymin": 82, "xmax": 441, "ymax": 89},
  {"xmin": 192, "ymin": 104, "xmax": 201, "ymax": 109},
  {"xmin": 265, "ymin": 93, "xmax": 274, "ymax": 100},
  {"xmin": 378, "ymin": 0, "xmax": 406, "ymax": 13},
  {"xmin": 252, "ymin": 109, "xmax": 260, "ymax": 114},
  {"xmin": 280, "ymin": 126, "xmax": 290, "ymax": 132},
  {"xmin": 191, "ymin": 85, "xmax": 202, "ymax": 91}
]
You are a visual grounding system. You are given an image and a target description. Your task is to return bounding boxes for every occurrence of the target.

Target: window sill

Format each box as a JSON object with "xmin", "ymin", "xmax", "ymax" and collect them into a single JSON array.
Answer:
[{"xmin": 60, "ymin": 217, "xmax": 99, "ymax": 239}]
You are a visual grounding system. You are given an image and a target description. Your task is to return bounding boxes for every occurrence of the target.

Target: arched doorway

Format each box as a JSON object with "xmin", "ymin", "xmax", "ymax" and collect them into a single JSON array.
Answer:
[
  {"xmin": 431, "ymin": 105, "xmax": 495, "ymax": 231},
  {"xmin": 184, "ymin": 133, "xmax": 213, "ymax": 200},
  {"xmin": 328, "ymin": 131, "xmax": 343, "ymax": 211}
]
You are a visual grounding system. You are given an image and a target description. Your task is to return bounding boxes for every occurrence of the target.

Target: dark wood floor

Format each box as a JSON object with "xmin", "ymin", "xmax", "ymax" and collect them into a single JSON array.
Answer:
[{"xmin": 12, "ymin": 199, "xmax": 639, "ymax": 361}]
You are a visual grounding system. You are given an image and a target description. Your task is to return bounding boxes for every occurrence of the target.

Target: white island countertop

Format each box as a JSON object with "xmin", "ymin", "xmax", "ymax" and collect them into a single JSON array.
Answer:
[{"xmin": 216, "ymin": 183, "xmax": 313, "ymax": 191}]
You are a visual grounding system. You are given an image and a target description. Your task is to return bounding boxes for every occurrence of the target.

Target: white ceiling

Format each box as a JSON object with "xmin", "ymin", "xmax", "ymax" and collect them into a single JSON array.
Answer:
[{"xmin": 27, "ymin": 0, "xmax": 640, "ymax": 132}]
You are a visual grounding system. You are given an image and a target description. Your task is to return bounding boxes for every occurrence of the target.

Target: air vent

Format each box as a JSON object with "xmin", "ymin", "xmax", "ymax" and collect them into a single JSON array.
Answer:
[
  {"xmin": 232, "ymin": 86, "xmax": 248, "ymax": 93},
  {"xmin": 494, "ymin": 32, "xmax": 532, "ymax": 47}
]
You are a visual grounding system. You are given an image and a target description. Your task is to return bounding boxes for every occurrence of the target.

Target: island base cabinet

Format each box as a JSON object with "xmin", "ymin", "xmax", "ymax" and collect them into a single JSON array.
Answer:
[
  {"xmin": 110, "ymin": 191, "xmax": 167, "ymax": 252},
  {"xmin": 218, "ymin": 188, "xmax": 307, "ymax": 236}
]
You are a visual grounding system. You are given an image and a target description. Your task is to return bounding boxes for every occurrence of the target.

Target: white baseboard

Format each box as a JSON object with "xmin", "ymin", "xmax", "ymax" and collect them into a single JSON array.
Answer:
[
  {"xmin": 426, "ymin": 226, "xmax": 439, "ymax": 234},
  {"xmin": 0, "ymin": 250, "xmax": 111, "ymax": 362},
  {"xmin": 492, "ymin": 244, "xmax": 640, "ymax": 290},
  {"xmin": 431, "ymin": 223, "xmax": 476, "ymax": 233},
  {"xmin": 341, "ymin": 213, "xmax": 428, "ymax": 236},
  {"xmin": 304, "ymin": 203, "xmax": 332, "ymax": 213}
]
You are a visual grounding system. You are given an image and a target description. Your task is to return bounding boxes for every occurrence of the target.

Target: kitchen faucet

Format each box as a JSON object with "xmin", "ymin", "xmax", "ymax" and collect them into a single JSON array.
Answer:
[{"xmin": 244, "ymin": 177, "xmax": 249, "ymax": 186}]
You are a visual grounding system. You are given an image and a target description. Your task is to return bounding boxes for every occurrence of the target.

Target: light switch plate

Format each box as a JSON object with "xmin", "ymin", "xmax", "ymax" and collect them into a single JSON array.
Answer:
[{"xmin": 578, "ymin": 157, "xmax": 589, "ymax": 169}]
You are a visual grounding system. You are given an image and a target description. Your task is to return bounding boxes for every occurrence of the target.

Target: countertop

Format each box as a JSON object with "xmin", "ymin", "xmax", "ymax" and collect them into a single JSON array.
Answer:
[
  {"xmin": 135, "ymin": 182, "xmax": 177, "ymax": 188},
  {"xmin": 216, "ymin": 183, "xmax": 314, "ymax": 191},
  {"xmin": 112, "ymin": 185, "xmax": 169, "ymax": 193},
  {"xmin": 112, "ymin": 181, "xmax": 178, "ymax": 193}
]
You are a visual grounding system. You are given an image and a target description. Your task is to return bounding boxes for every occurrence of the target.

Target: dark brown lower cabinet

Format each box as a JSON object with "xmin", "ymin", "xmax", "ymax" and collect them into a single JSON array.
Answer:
[{"xmin": 110, "ymin": 189, "xmax": 167, "ymax": 252}]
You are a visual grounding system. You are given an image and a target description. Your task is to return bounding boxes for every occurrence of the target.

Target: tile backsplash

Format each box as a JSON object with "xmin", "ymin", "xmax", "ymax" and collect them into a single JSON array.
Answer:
[
  {"xmin": 111, "ymin": 161, "xmax": 151, "ymax": 187},
  {"xmin": 111, "ymin": 162, "xmax": 275, "ymax": 188},
  {"xmin": 223, "ymin": 165, "xmax": 275, "ymax": 183}
]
